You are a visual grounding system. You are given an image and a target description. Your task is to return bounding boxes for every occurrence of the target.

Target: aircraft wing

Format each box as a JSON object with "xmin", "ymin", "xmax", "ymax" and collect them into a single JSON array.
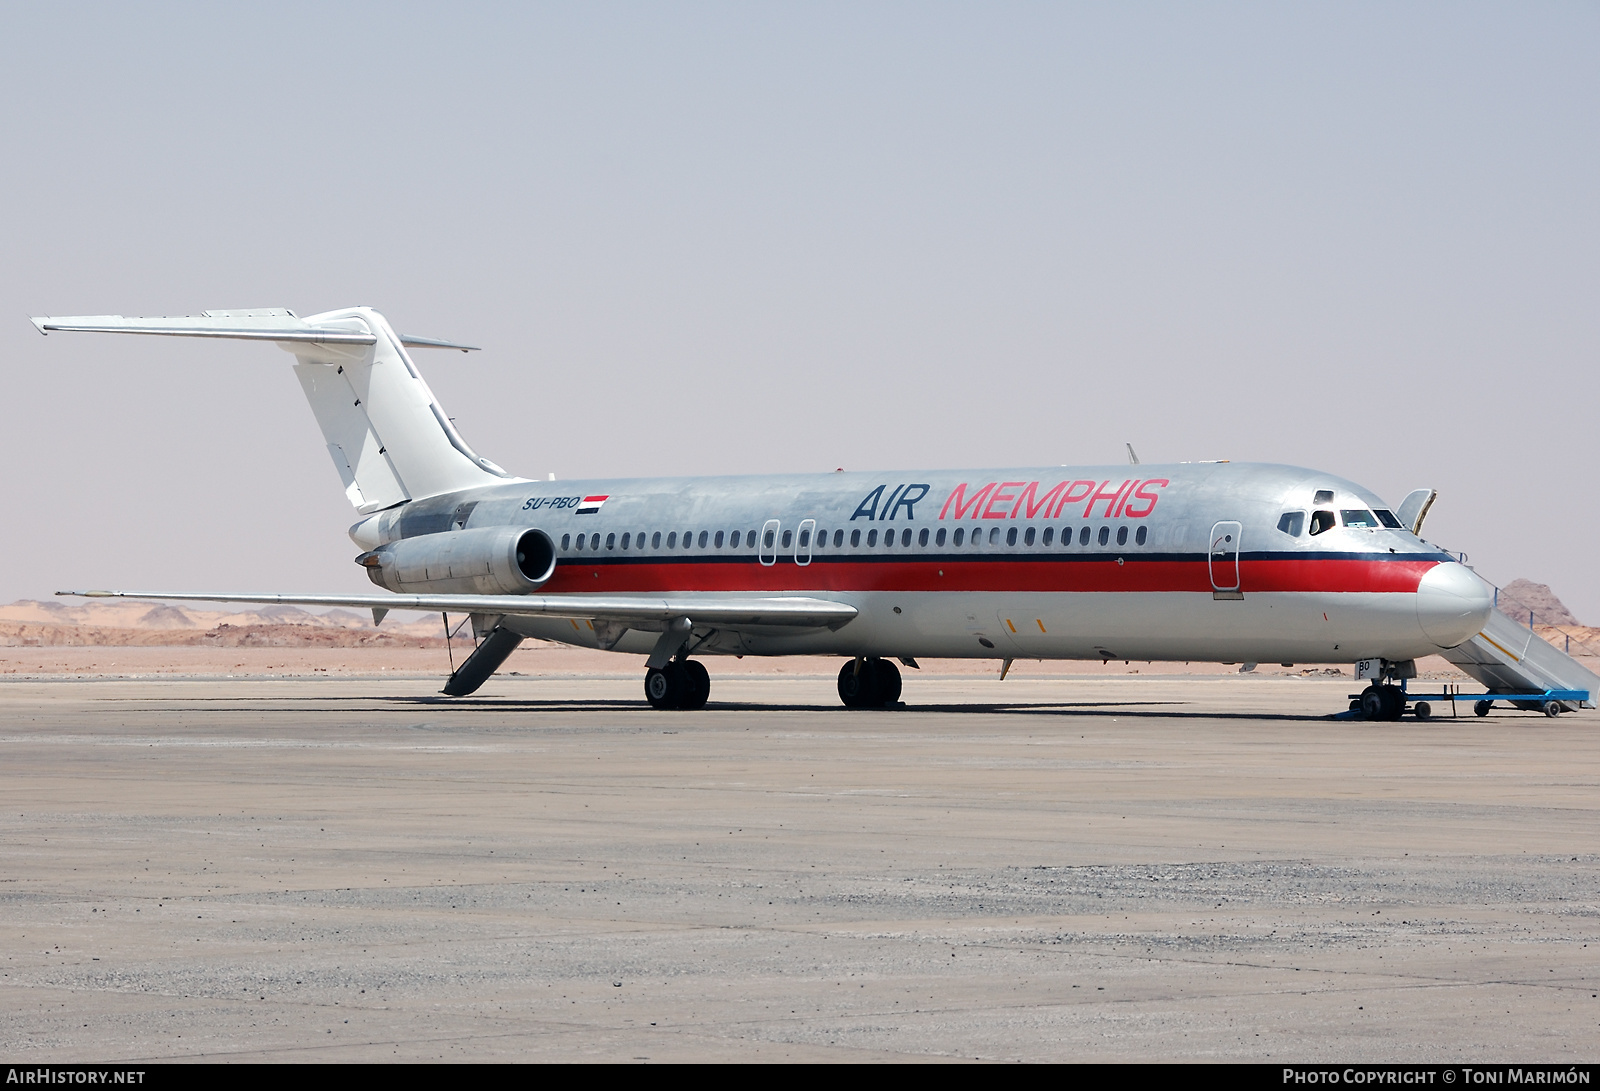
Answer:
[{"xmin": 57, "ymin": 589, "xmax": 858, "ymax": 630}]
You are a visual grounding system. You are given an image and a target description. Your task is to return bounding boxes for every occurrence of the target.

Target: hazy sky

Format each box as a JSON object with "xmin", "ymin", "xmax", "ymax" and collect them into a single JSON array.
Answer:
[{"xmin": 3, "ymin": 3, "xmax": 1596, "ymax": 618}]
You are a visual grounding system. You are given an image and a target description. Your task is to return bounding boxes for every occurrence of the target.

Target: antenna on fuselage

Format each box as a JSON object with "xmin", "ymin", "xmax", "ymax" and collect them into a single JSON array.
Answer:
[{"xmin": 1126, "ymin": 443, "xmax": 1140, "ymax": 466}]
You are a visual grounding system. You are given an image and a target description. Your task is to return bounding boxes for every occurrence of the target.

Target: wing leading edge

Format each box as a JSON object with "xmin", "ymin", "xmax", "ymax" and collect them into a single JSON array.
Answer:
[{"xmin": 56, "ymin": 590, "xmax": 858, "ymax": 630}]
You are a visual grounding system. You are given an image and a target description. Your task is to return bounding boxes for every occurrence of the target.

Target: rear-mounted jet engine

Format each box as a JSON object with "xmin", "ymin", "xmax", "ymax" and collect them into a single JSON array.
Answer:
[{"xmin": 358, "ymin": 526, "xmax": 556, "ymax": 595}]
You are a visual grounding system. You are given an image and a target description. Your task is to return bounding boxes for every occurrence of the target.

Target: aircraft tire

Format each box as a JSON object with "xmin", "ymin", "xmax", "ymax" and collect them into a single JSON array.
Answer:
[
  {"xmin": 1378, "ymin": 686, "xmax": 1406, "ymax": 721},
  {"xmin": 681, "ymin": 660, "xmax": 711, "ymax": 710},
  {"xmin": 837, "ymin": 659, "xmax": 879, "ymax": 708},
  {"xmin": 873, "ymin": 658, "xmax": 902, "ymax": 704},
  {"xmin": 1359, "ymin": 686, "xmax": 1385, "ymax": 721},
  {"xmin": 645, "ymin": 664, "xmax": 686, "ymax": 709}
]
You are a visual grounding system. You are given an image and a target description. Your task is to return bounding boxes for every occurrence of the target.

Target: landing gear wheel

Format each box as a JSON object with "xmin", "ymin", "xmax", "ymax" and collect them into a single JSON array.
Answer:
[
  {"xmin": 837, "ymin": 658, "xmax": 904, "ymax": 708},
  {"xmin": 874, "ymin": 658, "xmax": 902, "ymax": 704},
  {"xmin": 645, "ymin": 663, "xmax": 686, "ymax": 709},
  {"xmin": 838, "ymin": 659, "xmax": 877, "ymax": 708},
  {"xmin": 1360, "ymin": 685, "xmax": 1405, "ymax": 722},
  {"xmin": 681, "ymin": 660, "xmax": 711, "ymax": 710},
  {"xmin": 1473, "ymin": 699, "xmax": 1492, "ymax": 717}
]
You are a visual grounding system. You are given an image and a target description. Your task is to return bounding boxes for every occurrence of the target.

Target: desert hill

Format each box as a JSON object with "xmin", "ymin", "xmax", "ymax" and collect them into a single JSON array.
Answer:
[
  {"xmin": 1494, "ymin": 579, "xmax": 1582, "ymax": 627},
  {"xmin": 0, "ymin": 598, "xmax": 450, "ymax": 648}
]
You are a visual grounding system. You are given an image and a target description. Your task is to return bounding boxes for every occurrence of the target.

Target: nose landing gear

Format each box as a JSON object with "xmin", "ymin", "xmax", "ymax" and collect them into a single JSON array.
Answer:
[
  {"xmin": 644, "ymin": 659, "xmax": 711, "ymax": 710},
  {"xmin": 1357, "ymin": 684, "xmax": 1407, "ymax": 721},
  {"xmin": 838, "ymin": 657, "xmax": 902, "ymax": 708}
]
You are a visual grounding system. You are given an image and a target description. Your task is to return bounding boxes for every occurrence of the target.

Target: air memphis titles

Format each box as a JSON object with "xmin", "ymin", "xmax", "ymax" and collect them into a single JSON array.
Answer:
[{"xmin": 851, "ymin": 479, "xmax": 1169, "ymax": 522}]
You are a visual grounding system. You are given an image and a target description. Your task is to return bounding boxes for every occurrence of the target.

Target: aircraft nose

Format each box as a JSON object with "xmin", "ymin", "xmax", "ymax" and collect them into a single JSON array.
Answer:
[{"xmin": 1416, "ymin": 561, "xmax": 1493, "ymax": 648}]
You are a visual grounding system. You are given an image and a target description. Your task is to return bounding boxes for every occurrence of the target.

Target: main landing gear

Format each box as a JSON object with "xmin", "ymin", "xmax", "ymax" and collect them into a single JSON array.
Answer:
[
  {"xmin": 644, "ymin": 659, "xmax": 710, "ymax": 710},
  {"xmin": 837, "ymin": 657, "xmax": 902, "ymax": 708}
]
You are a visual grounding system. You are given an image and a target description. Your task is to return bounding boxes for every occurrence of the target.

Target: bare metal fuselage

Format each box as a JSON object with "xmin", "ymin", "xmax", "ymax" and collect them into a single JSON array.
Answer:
[{"xmin": 351, "ymin": 460, "xmax": 1487, "ymax": 666}]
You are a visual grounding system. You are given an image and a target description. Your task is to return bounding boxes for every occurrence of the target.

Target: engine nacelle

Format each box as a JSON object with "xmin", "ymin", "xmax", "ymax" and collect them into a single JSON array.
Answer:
[{"xmin": 358, "ymin": 526, "xmax": 557, "ymax": 595}]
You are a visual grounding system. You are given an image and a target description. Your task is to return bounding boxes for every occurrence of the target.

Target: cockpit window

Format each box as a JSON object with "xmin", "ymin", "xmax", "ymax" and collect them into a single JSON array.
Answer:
[
  {"xmin": 1277, "ymin": 511, "xmax": 1306, "ymax": 537},
  {"xmin": 1309, "ymin": 510, "xmax": 1337, "ymax": 535},
  {"xmin": 1341, "ymin": 509, "xmax": 1378, "ymax": 528},
  {"xmin": 1373, "ymin": 509, "xmax": 1403, "ymax": 529},
  {"xmin": 1313, "ymin": 489, "xmax": 1334, "ymax": 505}
]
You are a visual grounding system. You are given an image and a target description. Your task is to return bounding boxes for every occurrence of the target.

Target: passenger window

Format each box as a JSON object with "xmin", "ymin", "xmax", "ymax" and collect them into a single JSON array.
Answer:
[
  {"xmin": 918, "ymin": 528, "xmax": 929, "ymax": 547},
  {"xmin": 1041, "ymin": 527, "xmax": 1052, "ymax": 546},
  {"xmin": 665, "ymin": 532, "xmax": 676, "ymax": 549},
  {"xmin": 935, "ymin": 528, "xmax": 946, "ymax": 546},
  {"xmin": 681, "ymin": 530, "xmax": 692, "ymax": 549},
  {"xmin": 730, "ymin": 530, "xmax": 741, "ymax": 548},
  {"xmin": 1340, "ymin": 509, "xmax": 1378, "ymax": 528},
  {"xmin": 850, "ymin": 529, "xmax": 861, "ymax": 547},
  {"xmin": 1135, "ymin": 525, "xmax": 1148, "ymax": 545},
  {"xmin": 651, "ymin": 531, "xmax": 661, "ymax": 549},
  {"xmin": 953, "ymin": 527, "xmax": 964, "ymax": 546},
  {"xmin": 763, "ymin": 528, "xmax": 775, "ymax": 549},
  {"xmin": 988, "ymin": 527, "xmax": 999, "ymax": 545},
  {"xmin": 621, "ymin": 532, "xmax": 630, "ymax": 550},
  {"xmin": 1097, "ymin": 526, "xmax": 1110, "ymax": 546},
  {"xmin": 798, "ymin": 529, "xmax": 809, "ymax": 548},
  {"xmin": 1277, "ymin": 511, "xmax": 1305, "ymax": 537},
  {"xmin": 781, "ymin": 529, "xmax": 792, "ymax": 548},
  {"xmin": 694, "ymin": 530, "xmax": 706, "ymax": 548},
  {"xmin": 575, "ymin": 535, "xmax": 585, "ymax": 551},
  {"xmin": 867, "ymin": 529, "xmax": 878, "ymax": 547},
  {"xmin": 1079, "ymin": 526, "xmax": 1091, "ymax": 546},
  {"xmin": 1006, "ymin": 527, "xmax": 1018, "ymax": 546},
  {"xmin": 901, "ymin": 528, "xmax": 911, "ymax": 547},
  {"xmin": 1024, "ymin": 527, "xmax": 1036, "ymax": 546},
  {"xmin": 1374, "ymin": 509, "xmax": 1403, "ymax": 529},
  {"xmin": 606, "ymin": 533, "xmax": 616, "ymax": 550},
  {"xmin": 1116, "ymin": 526, "xmax": 1128, "ymax": 546},
  {"xmin": 1314, "ymin": 489, "xmax": 1335, "ymax": 505},
  {"xmin": 1309, "ymin": 511, "xmax": 1336, "ymax": 536},
  {"xmin": 833, "ymin": 529, "xmax": 843, "ymax": 547},
  {"xmin": 814, "ymin": 529, "xmax": 825, "ymax": 549},
  {"xmin": 714, "ymin": 530, "xmax": 724, "ymax": 548},
  {"xmin": 561, "ymin": 533, "xmax": 571, "ymax": 551}
]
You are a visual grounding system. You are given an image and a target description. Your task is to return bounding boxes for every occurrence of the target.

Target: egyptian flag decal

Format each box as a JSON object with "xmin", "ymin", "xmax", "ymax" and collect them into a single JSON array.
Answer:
[{"xmin": 576, "ymin": 494, "xmax": 609, "ymax": 515}]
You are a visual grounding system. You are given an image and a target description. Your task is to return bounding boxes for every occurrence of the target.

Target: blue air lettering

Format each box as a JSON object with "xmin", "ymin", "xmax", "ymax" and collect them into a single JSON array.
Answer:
[{"xmin": 849, "ymin": 483, "xmax": 931, "ymax": 521}]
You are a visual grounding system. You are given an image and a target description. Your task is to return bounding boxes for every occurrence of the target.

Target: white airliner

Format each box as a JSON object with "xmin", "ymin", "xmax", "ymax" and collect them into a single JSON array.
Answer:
[{"xmin": 33, "ymin": 306, "xmax": 1495, "ymax": 718}]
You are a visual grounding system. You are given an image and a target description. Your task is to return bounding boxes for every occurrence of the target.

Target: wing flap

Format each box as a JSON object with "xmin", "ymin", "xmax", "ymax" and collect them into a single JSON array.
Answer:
[{"xmin": 58, "ymin": 589, "xmax": 858, "ymax": 630}]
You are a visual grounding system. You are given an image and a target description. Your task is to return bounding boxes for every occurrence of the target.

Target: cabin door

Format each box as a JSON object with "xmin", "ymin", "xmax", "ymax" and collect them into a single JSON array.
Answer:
[{"xmin": 1208, "ymin": 521, "xmax": 1243, "ymax": 597}]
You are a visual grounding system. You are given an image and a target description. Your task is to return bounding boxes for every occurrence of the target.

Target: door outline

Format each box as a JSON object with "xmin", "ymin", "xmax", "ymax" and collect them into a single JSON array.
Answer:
[
  {"xmin": 759, "ymin": 519, "xmax": 780, "ymax": 566},
  {"xmin": 1209, "ymin": 520, "xmax": 1242, "ymax": 592},
  {"xmin": 794, "ymin": 518, "xmax": 816, "ymax": 566}
]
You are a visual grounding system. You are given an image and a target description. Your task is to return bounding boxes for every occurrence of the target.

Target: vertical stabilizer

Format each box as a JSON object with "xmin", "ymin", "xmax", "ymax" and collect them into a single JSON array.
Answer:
[{"xmin": 288, "ymin": 308, "xmax": 517, "ymax": 511}]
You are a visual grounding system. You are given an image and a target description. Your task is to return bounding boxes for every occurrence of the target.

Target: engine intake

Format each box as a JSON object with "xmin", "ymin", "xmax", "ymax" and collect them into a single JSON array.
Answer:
[{"xmin": 358, "ymin": 526, "xmax": 556, "ymax": 595}]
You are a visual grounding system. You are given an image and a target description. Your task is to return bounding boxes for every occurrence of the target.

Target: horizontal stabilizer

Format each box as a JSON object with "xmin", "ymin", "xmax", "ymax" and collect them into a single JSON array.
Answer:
[
  {"xmin": 31, "ymin": 310, "xmax": 477, "ymax": 351},
  {"xmin": 58, "ymin": 589, "xmax": 859, "ymax": 630}
]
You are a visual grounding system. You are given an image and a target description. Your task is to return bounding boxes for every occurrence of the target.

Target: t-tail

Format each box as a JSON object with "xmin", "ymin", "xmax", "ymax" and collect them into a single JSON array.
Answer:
[{"xmin": 31, "ymin": 306, "xmax": 520, "ymax": 511}]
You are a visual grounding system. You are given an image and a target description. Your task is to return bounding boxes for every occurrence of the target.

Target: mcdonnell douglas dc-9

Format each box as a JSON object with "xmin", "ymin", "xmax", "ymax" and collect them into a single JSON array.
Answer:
[{"xmin": 33, "ymin": 306, "xmax": 1495, "ymax": 719}]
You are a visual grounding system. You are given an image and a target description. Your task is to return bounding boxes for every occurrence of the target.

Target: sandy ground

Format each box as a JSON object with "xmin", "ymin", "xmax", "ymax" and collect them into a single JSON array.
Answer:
[{"xmin": 0, "ymin": 670, "xmax": 1595, "ymax": 1063}]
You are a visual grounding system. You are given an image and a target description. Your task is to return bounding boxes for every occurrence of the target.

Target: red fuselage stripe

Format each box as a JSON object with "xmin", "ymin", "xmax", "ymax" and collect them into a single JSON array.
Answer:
[{"xmin": 538, "ymin": 557, "xmax": 1438, "ymax": 596}]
